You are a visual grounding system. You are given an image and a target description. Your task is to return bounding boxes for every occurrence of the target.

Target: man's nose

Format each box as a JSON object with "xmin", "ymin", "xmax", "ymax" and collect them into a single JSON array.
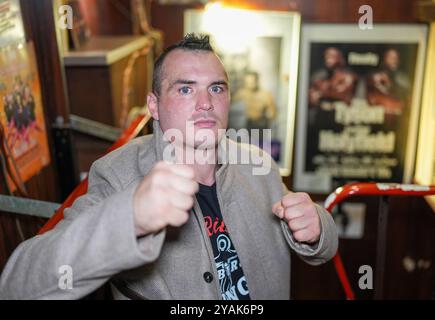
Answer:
[{"xmin": 195, "ymin": 90, "xmax": 214, "ymax": 111}]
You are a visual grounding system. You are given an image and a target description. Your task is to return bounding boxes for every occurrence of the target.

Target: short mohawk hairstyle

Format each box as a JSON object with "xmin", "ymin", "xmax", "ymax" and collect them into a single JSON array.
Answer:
[{"xmin": 152, "ymin": 33, "xmax": 214, "ymax": 96}]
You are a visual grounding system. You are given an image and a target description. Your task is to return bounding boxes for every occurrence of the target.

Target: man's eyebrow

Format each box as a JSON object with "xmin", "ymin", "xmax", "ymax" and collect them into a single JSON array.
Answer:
[
  {"xmin": 210, "ymin": 80, "xmax": 228, "ymax": 87},
  {"xmin": 168, "ymin": 79, "xmax": 196, "ymax": 91},
  {"xmin": 167, "ymin": 79, "xmax": 228, "ymax": 91}
]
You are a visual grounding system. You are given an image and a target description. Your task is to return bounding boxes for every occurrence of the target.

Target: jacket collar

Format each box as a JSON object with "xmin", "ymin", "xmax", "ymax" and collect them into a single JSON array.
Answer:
[{"xmin": 150, "ymin": 119, "xmax": 169, "ymax": 163}]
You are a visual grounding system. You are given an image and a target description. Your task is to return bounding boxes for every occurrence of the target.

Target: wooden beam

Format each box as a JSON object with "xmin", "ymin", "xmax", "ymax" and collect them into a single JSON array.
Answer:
[{"xmin": 20, "ymin": 0, "xmax": 71, "ymax": 124}]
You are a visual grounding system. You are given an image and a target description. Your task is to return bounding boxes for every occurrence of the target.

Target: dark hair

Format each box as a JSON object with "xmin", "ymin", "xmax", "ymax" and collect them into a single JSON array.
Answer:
[{"xmin": 152, "ymin": 33, "xmax": 214, "ymax": 96}]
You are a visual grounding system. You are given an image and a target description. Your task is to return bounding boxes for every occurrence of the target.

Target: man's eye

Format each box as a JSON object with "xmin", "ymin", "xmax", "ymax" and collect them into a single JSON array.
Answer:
[
  {"xmin": 179, "ymin": 86, "xmax": 192, "ymax": 94},
  {"xmin": 210, "ymin": 86, "xmax": 224, "ymax": 93}
]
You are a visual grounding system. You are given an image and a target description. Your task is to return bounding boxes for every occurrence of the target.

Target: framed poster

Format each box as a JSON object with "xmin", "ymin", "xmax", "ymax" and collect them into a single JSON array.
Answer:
[
  {"xmin": 0, "ymin": 0, "xmax": 26, "ymax": 49},
  {"xmin": 0, "ymin": 42, "xmax": 51, "ymax": 189},
  {"xmin": 415, "ymin": 23, "xmax": 435, "ymax": 210},
  {"xmin": 184, "ymin": 8, "xmax": 301, "ymax": 176},
  {"xmin": 294, "ymin": 24, "xmax": 427, "ymax": 193}
]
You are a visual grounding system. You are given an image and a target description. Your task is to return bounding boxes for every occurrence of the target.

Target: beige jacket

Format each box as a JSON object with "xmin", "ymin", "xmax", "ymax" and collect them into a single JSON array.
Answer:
[{"xmin": 0, "ymin": 121, "xmax": 338, "ymax": 300}]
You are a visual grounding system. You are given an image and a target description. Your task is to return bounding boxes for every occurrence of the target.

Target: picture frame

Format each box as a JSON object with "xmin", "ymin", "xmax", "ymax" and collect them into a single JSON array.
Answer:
[
  {"xmin": 293, "ymin": 24, "xmax": 428, "ymax": 193},
  {"xmin": 184, "ymin": 8, "xmax": 301, "ymax": 176},
  {"xmin": 0, "ymin": 42, "xmax": 51, "ymax": 191},
  {"xmin": 0, "ymin": 0, "xmax": 26, "ymax": 49},
  {"xmin": 415, "ymin": 22, "xmax": 435, "ymax": 210}
]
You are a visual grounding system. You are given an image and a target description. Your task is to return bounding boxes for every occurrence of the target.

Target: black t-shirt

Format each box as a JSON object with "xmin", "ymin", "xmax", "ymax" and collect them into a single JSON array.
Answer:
[{"xmin": 195, "ymin": 183, "xmax": 251, "ymax": 300}]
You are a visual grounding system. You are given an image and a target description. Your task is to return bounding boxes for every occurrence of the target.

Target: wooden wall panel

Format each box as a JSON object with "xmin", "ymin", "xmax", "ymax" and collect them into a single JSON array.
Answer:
[
  {"xmin": 150, "ymin": 0, "xmax": 422, "ymax": 50},
  {"xmin": 20, "ymin": 0, "xmax": 71, "ymax": 123},
  {"xmin": 78, "ymin": 0, "xmax": 135, "ymax": 35},
  {"xmin": 65, "ymin": 67, "xmax": 114, "ymax": 125},
  {"xmin": 72, "ymin": 0, "xmax": 423, "ymax": 50}
]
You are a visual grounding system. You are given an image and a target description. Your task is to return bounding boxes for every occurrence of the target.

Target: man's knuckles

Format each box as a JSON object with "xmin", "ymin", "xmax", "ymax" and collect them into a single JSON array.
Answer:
[
  {"xmin": 149, "ymin": 169, "xmax": 171, "ymax": 187},
  {"xmin": 281, "ymin": 192, "xmax": 311, "ymax": 207},
  {"xmin": 150, "ymin": 167, "xmax": 197, "ymax": 195},
  {"xmin": 167, "ymin": 210, "xmax": 190, "ymax": 227},
  {"xmin": 293, "ymin": 229, "xmax": 312, "ymax": 242},
  {"xmin": 288, "ymin": 217, "xmax": 308, "ymax": 232},
  {"xmin": 169, "ymin": 193, "xmax": 194, "ymax": 210},
  {"xmin": 163, "ymin": 162, "xmax": 195, "ymax": 179},
  {"xmin": 283, "ymin": 202, "xmax": 315, "ymax": 221}
]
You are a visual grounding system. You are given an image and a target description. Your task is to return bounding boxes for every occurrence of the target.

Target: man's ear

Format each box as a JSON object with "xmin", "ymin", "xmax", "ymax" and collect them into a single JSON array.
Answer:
[{"xmin": 147, "ymin": 92, "xmax": 159, "ymax": 120}]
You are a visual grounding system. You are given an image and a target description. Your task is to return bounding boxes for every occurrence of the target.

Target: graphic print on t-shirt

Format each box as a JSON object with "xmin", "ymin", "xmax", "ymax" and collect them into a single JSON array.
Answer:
[
  {"xmin": 196, "ymin": 184, "xmax": 251, "ymax": 300},
  {"xmin": 213, "ymin": 233, "xmax": 250, "ymax": 299}
]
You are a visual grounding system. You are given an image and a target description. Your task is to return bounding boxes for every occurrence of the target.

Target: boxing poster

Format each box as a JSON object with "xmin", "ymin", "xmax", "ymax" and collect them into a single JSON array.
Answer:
[
  {"xmin": 294, "ymin": 24, "xmax": 427, "ymax": 193},
  {"xmin": 0, "ymin": 42, "xmax": 51, "ymax": 189}
]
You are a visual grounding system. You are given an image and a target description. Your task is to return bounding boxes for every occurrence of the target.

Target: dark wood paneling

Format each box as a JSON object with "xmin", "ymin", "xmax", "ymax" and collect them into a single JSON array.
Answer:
[
  {"xmin": 150, "ymin": 2, "xmax": 201, "ymax": 48},
  {"xmin": 71, "ymin": 0, "xmax": 424, "ymax": 57},
  {"xmin": 73, "ymin": 132, "xmax": 112, "ymax": 175},
  {"xmin": 383, "ymin": 196, "xmax": 435, "ymax": 299},
  {"xmin": 66, "ymin": 67, "xmax": 114, "ymax": 125},
  {"xmin": 109, "ymin": 53, "xmax": 149, "ymax": 126},
  {"xmin": 65, "ymin": 51, "xmax": 148, "ymax": 127},
  {"xmin": 78, "ymin": 0, "xmax": 134, "ymax": 35},
  {"xmin": 20, "ymin": 0, "xmax": 71, "ymax": 122},
  {"xmin": 150, "ymin": 0, "xmax": 422, "ymax": 49},
  {"xmin": 309, "ymin": 0, "xmax": 419, "ymax": 22},
  {"xmin": 18, "ymin": 0, "xmax": 73, "ymax": 199}
]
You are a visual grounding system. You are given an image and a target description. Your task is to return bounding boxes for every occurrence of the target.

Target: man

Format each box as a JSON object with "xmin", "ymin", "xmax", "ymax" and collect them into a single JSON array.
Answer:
[
  {"xmin": 309, "ymin": 47, "xmax": 358, "ymax": 107},
  {"xmin": 0, "ymin": 34, "xmax": 337, "ymax": 300},
  {"xmin": 367, "ymin": 48, "xmax": 410, "ymax": 114},
  {"xmin": 233, "ymin": 71, "xmax": 277, "ymax": 132}
]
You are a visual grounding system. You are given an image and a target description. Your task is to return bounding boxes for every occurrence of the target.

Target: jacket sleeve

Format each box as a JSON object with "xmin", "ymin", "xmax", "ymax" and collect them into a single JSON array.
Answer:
[{"xmin": 0, "ymin": 159, "xmax": 166, "ymax": 300}]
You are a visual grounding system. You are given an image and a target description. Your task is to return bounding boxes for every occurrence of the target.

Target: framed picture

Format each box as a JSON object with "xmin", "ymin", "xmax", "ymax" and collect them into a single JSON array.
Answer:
[
  {"xmin": 293, "ymin": 24, "xmax": 427, "ymax": 193},
  {"xmin": 0, "ymin": 0, "xmax": 26, "ymax": 49},
  {"xmin": 415, "ymin": 23, "xmax": 435, "ymax": 210},
  {"xmin": 184, "ymin": 8, "xmax": 301, "ymax": 176},
  {"xmin": 0, "ymin": 42, "xmax": 51, "ymax": 191}
]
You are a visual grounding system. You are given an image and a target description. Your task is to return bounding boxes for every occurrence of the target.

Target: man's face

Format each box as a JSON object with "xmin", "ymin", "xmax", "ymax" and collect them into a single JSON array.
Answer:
[
  {"xmin": 384, "ymin": 50, "xmax": 400, "ymax": 71},
  {"xmin": 148, "ymin": 49, "xmax": 230, "ymax": 149},
  {"xmin": 324, "ymin": 48, "xmax": 342, "ymax": 69}
]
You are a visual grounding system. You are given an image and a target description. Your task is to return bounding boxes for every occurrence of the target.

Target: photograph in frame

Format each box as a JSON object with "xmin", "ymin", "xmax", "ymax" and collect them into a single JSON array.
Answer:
[
  {"xmin": 0, "ymin": 42, "xmax": 51, "ymax": 191},
  {"xmin": 294, "ymin": 24, "xmax": 427, "ymax": 193},
  {"xmin": 0, "ymin": 0, "xmax": 26, "ymax": 50},
  {"xmin": 184, "ymin": 8, "xmax": 301, "ymax": 176}
]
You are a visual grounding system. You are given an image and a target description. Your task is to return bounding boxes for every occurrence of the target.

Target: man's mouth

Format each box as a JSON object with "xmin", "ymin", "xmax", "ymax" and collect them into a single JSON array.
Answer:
[{"xmin": 194, "ymin": 119, "xmax": 216, "ymax": 128}]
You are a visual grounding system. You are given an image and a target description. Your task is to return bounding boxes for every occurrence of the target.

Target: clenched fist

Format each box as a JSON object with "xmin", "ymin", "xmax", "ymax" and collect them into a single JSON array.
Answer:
[
  {"xmin": 272, "ymin": 192, "xmax": 321, "ymax": 244},
  {"xmin": 133, "ymin": 161, "xmax": 199, "ymax": 237}
]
